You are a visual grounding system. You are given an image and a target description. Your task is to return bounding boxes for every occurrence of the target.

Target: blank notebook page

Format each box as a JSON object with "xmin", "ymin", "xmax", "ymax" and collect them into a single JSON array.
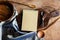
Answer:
[{"xmin": 22, "ymin": 10, "xmax": 38, "ymax": 31}]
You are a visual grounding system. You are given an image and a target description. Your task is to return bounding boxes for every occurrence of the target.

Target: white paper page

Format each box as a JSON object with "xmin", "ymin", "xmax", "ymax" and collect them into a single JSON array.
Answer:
[{"xmin": 22, "ymin": 10, "xmax": 38, "ymax": 31}]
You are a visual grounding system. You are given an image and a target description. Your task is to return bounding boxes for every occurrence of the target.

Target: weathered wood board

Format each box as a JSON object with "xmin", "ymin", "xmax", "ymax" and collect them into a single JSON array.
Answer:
[{"xmin": 5, "ymin": 0, "xmax": 60, "ymax": 40}]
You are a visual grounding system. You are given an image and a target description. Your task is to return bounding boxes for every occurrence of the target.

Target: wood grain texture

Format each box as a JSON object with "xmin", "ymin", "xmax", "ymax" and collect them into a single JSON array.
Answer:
[{"xmin": 6, "ymin": 0, "xmax": 60, "ymax": 40}]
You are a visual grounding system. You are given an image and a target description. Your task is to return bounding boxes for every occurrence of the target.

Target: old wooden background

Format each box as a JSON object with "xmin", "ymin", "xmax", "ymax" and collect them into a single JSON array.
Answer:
[{"xmin": 1, "ymin": 0, "xmax": 60, "ymax": 40}]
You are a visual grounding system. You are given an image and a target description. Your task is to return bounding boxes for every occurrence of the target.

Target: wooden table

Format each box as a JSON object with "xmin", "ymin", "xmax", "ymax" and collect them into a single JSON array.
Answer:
[{"xmin": 3, "ymin": 0, "xmax": 60, "ymax": 40}]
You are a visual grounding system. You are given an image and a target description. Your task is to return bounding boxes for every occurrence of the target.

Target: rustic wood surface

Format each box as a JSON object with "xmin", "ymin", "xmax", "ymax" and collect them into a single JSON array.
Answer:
[{"xmin": 1, "ymin": 0, "xmax": 60, "ymax": 40}]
